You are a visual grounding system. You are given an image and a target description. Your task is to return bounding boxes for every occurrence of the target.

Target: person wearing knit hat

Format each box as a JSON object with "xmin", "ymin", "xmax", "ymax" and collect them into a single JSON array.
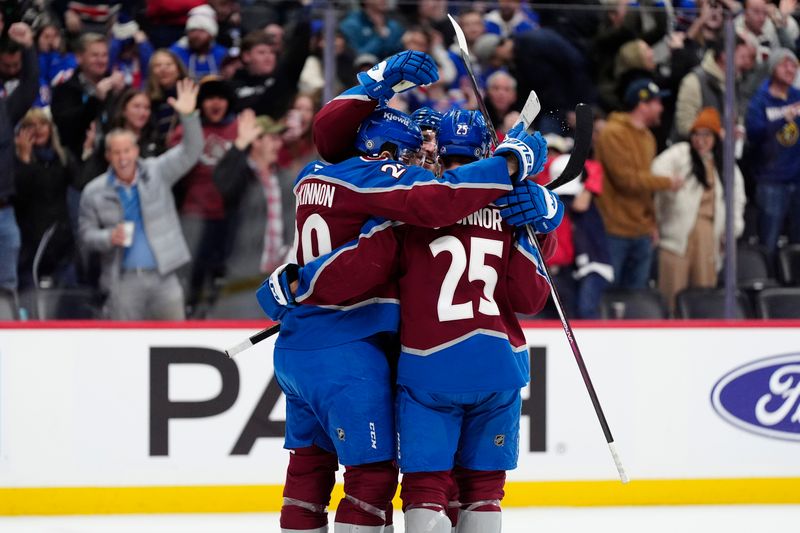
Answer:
[
  {"xmin": 745, "ymin": 45, "xmax": 800, "ymax": 261},
  {"xmin": 197, "ymin": 74, "xmax": 235, "ymax": 111},
  {"xmin": 652, "ymin": 106, "xmax": 745, "ymax": 314},
  {"xmin": 167, "ymin": 72, "xmax": 238, "ymax": 316},
  {"xmin": 690, "ymin": 106, "xmax": 722, "ymax": 136},
  {"xmin": 109, "ymin": 14, "xmax": 153, "ymax": 89},
  {"xmin": 168, "ymin": 4, "xmax": 229, "ymax": 80},
  {"xmin": 768, "ymin": 47, "xmax": 799, "ymax": 77},
  {"xmin": 186, "ymin": 4, "xmax": 219, "ymax": 38}
]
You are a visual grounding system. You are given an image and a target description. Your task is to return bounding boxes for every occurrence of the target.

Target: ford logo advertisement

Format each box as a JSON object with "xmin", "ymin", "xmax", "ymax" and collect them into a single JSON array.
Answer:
[{"xmin": 711, "ymin": 354, "xmax": 800, "ymax": 441}]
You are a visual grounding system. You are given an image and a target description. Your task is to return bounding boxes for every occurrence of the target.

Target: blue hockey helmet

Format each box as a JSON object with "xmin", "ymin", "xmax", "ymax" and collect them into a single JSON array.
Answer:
[
  {"xmin": 411, "ymin": 107, "xmax": 443, "ymax": 133},
  {"xmin": 355, "ymin": 107, "xmax": 423, "ymax": 160},
  {"xmin": 437, "ymin": 109, "xmax": 490, "ymax": 161}
]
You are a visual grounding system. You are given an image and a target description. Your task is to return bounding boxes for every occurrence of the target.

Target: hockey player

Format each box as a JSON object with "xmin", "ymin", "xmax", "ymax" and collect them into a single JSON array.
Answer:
[
  {"xmin": 263, "ymin": 109, "xmax": 564, "ymax": 533},
  {"xmin": 257, "ymin": 52, "xmax": 549, "ymax": 533},
  {"xmin": 410, "ymin": 106, "xmax": 443, "ymax": 174}
]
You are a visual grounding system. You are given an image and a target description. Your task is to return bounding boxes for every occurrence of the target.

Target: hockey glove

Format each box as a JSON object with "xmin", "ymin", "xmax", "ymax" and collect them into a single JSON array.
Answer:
[
  {"xmin": 256, "ymin": 263, "xmax": 299, "ymax": 321},
  {"xmin": 495, "ymin": 181, "xmax": 565, "ymax": 233},
  {"xmin": 494, "ymin": 124, "xmax": 547, "ymax": 182},
  {"xmin": 357, "ymin": 50, "xmax": 439, "ymax": 102}
]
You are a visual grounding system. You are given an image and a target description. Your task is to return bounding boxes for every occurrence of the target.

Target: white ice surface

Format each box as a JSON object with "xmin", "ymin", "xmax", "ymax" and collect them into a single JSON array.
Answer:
[{"xmin": 1, "ymin": 506, "xmax": 799, "ymax": 533}]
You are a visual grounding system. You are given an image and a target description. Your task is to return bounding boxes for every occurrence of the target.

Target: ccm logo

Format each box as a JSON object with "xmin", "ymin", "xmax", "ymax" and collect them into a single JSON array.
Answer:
[{"xmin": 711, "ymin": 353, "xmax": 800, "ymax": 441}]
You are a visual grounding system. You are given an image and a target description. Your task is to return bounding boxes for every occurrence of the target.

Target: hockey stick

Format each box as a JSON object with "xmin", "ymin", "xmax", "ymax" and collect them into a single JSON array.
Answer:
[
  {"xmin": 448, "ymin": 14, "xmax": 588, "ymax": 191},
  {"xmin": 450, "ymin": 13, "xmax": 500, "ymax": 147},
  {"xmin": 225, "ymin": 323, "xmax": 280, "ymax": 358},
  {"xmin": 449, "ymin": 14, "xmax": 629, "ymax": 484}
]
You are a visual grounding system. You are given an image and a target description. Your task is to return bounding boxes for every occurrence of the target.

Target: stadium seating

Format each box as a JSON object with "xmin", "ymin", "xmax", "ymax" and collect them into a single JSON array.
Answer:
[
  {"xmin": 675, "ymin": 288, "xmax": 751, "ymax": 319},
  {"xmin": 0, "ymin": 288, "xmax": 18, "ymax": 320},
  {"xmin": 754, "ymin": 287, "xmax": 800, "ymax": 319},
  {"xmin": 735, "ymin": 244, "xmax": 778, "ymax": 291},
  {"xmin": 777, "ymin": 244, "xmax": 800, "ymax": 286},
  {"xmin": 600, "ymin": 288, "xmax": 668, "ymax": 319}
]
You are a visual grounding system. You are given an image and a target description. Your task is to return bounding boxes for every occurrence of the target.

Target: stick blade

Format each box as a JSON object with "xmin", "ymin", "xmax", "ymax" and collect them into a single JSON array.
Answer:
[
  {"xmin": 545, "ymin": 103, "xmax": 593, "ymax": 191},
  {"xmin": 448, "ymin": 13, "xmax": 469, "ymax": 55},
  {"xmin": 517, "ymin": 91, "xmax": 541, "ymax": 132}
]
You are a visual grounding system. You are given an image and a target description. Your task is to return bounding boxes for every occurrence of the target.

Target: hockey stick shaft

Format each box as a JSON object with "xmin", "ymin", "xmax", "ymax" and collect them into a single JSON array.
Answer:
[
  {"xmin": 525, "ymin": 225, "xmax": 628, "ymax": 482},
  {"xmin": 448, "ymin": 14, "xmax": 628, "ymax": 483},
  {"xmin": 225, "ymin": 322, "xmax": 280, "ymax": 358},
  {"xmin": 449, "ymin": 15, "xmax": 499, "ymax": 147}
]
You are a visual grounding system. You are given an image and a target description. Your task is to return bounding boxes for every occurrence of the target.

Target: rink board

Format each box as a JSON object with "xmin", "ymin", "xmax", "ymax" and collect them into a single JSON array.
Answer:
[{"xmin": 0, "ymin": 320, "xmax": 799, "ymax": 514}]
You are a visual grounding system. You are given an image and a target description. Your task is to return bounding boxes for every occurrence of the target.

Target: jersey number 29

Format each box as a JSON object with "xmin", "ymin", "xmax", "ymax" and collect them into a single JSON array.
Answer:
[{"xmin": 430, "ymin": 235, "xmax": 503, "ymax": 322}]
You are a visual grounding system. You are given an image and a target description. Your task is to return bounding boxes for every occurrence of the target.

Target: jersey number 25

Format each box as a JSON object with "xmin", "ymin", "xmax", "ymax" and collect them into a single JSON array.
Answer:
[{"xmin": 430, "ymin": 235, "xmax": 503, "ymax": 322}]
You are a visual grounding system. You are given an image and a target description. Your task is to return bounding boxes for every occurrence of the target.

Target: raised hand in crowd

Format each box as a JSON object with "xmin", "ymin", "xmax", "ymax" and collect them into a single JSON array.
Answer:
[
  {"xmin": 780, "ymin": 0, "xmax": 798, "ymax": 16},
  {"xmin": 167, "ymin": 78, "xmax": 199, "ymax": 116},
  {"xmin": 82, "ymin": 121, "xmax": 97, "ymax": 161},
  {"xmin": 667, "ymin": 31, "xmax": 687, "ymax": 50},
  {"xmin": 96, "ymin": 71, "xmax": 126, "ymax": 101},
  {"xmin": 64, "ymin": 9, "xmax": 82, "ymax": 34},
  {"xmin": 15, "ymin": 125, "xmax": 35, "ymax": 164},
  {"xmin": 8, "ymin": 22, "xmax": 33, "ymax": 48},
  {"xmin": 234, "ymin": 108, "xmax": 263, "ymax": 150},
  {"xmin": 771, "ymin": 0, "xmax": 798, "ymax": 26}
]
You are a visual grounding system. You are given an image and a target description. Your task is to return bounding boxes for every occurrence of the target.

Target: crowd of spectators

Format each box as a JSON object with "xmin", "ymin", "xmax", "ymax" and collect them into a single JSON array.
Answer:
[{"xmin": 0, "ymin": 0, "xmax": 799, "ymax": 321}]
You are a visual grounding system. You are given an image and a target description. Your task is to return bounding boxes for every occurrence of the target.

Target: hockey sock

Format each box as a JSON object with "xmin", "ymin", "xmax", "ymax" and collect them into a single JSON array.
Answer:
[
  {"xmin": 335, "ymin": 460, "xmax": 398, "ymax": 527},
  {"xmin": 452, "ymin": 467, "xmax": 504, "ymax": 510},
  {"xmin": 281, "ymin": 445, "xmax": 339, "ymax": 531},
  {"xmin": 400, "ymin": 470, "xmax": 454, "ymax": 511},
  {"xmin": 446, "ymin": 472, "xmax": 460, "ymax": 527},
  {"xmin": 385, "ymin": 499, "xmax": 394, "ymax": 527},
  {"xmin": 452, "ymin": 468, "xmax": 504, "ymax": 533}
]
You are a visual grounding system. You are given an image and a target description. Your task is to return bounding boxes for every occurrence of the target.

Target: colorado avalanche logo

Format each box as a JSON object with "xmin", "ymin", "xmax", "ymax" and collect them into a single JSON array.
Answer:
[
  {"xmin": 456, "ymin": 123, "xmax": 469, "ymax": 136},
  {"xmin": 711, "ymin": 354, "xmax": 800, "ymax": 441}
]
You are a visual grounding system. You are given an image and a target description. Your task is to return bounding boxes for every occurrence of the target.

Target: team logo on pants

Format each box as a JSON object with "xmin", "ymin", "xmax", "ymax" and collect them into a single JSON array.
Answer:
[
  {"xmin": 494, "ymin": 434, "xmax": 505, "ymax": 446},
  {"xmin": 337, "ymin": 428, "xmax": 346, "ymax": 441}
]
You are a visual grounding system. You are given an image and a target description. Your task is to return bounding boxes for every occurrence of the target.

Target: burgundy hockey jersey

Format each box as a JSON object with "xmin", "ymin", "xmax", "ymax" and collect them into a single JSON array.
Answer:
[
  {"xmin": 295, "ymin": 207, "xmax": 555, "ymax": 392},
  {"xmin": 275, "ymin": 152, "xmax": 517, "ymax": 350}
]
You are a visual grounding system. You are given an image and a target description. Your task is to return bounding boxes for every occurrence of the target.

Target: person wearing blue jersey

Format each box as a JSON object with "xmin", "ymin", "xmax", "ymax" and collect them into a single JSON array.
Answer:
[
  {"xmin": 262, "ymin": 109, "xmax": 563, "ymax": 533},
  {"xmin": 745, "ymin": 48, "xmax": 800, "ymax": 260},
  {"xmin": 256, "ymin": 50, "xmax": 551, "ymax": 533}
]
